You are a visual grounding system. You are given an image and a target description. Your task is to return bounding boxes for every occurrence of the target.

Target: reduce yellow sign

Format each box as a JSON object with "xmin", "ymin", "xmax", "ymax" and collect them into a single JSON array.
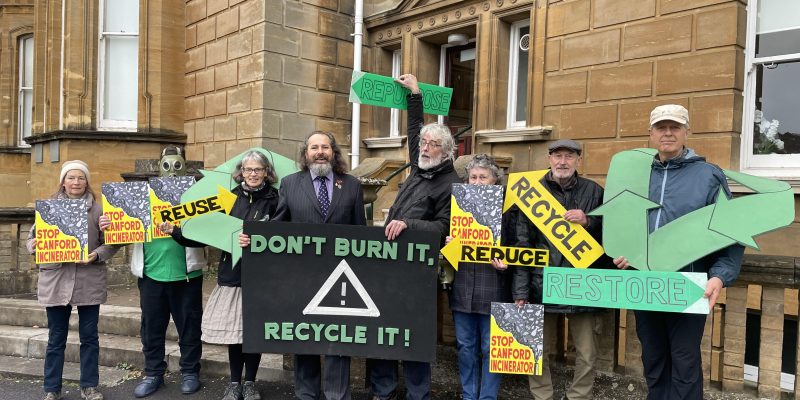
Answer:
[
  {"xmin": 440, "ymin": 237, "xmax": 549, "ymax": 270},
  {"xmin": 503, "ymin": 170, "xmax": 604, "ymax": 269},
  {"xmin": 152, "ymin": 185, "xmax": 236, "ymax": 226}
]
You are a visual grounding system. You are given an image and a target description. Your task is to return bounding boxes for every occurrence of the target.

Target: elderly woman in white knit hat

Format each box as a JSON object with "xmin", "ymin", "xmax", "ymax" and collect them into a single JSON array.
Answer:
[{"xmin": 26, "ymin": 160, "xmax": 120, "ymax": 400}]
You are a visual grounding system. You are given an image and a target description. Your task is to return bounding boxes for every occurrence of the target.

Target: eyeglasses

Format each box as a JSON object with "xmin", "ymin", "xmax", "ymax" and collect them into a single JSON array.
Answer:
[
  {"xmin": 419, "ymin": 140, "xmax": 443, "ymax": 149},
  {"xmin": 241, "ymin": 167, "xmax": 266, "ymax": 175}
]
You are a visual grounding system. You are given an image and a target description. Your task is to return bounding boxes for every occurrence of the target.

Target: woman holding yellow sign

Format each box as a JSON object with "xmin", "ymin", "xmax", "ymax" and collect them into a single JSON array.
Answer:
[
  {"xmin": 27, "ymin": 160, "xmax": 120, "ymax": 400},
  {"xmin": 446, "ymin": 154, "xmax": 513, "ymax": 400}
]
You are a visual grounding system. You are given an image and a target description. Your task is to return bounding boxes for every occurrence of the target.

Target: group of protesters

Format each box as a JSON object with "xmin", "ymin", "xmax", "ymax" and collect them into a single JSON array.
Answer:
[{"xmin": 27, "ymin": 73, "xmax": 743, "ymax": 400}]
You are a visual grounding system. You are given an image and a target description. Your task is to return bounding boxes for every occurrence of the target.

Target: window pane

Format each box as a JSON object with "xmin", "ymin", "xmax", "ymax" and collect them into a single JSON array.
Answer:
[
  {"xmin": 752, "ymin": 61, "xmax": 800, "ymax": 155},
  {"xmin": 515, "ymin": 26, "xmax": 530, "ymax": 123},
  {"xmin": 22, "ymin": 36, "xmax": 33, "ymax": 86},
  {"xmin": 104, "ymin": 0, "xmax": 139, "ymax": 33},
  {"xmin": 103, "ymin": 36, "xmax": 139, "ymax": 121},
  {"xmin": 756, "ymin": 0, "xmax": 800, "ymax": 58},
  {"xmin": 21, "ymin": 89, "xmax": 33, "ymax": 139}
]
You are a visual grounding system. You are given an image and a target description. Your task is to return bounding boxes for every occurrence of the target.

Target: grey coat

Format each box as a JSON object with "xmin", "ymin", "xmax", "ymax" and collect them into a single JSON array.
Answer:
[{"xmin": 27, "ymin": 192, "xmax": 120, "ymax": 307}]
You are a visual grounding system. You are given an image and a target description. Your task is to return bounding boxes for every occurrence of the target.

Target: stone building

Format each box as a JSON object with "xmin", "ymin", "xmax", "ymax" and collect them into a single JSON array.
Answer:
[{"xmin": 1, "ymin": 0, "xmax": 799, "ymax": 396}]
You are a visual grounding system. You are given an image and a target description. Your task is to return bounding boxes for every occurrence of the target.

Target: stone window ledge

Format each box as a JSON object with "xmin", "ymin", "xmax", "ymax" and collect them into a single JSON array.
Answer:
[
  {"xmin": 475, "ymin": 127, "xmax": 553, "ymax": 143},
  {"xmin": 0, "ymin": 146, "xmax": 32, "ymax": 154},
  {"xmin": 729, "ymin": 180, "xmax": 800, "ymax": 194},
  {"xmin": 24, "ymin": 130, "xmax": 186, "ymax": 145},
  {"xmin": 363, "ymin": 136, "xmax": 407, "ymax": 149}
]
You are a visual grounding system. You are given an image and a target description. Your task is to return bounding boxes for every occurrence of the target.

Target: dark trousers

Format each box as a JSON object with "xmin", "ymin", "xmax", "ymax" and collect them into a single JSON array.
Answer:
[
  {"xmin": 294, "ymin": 354, "xmax": 351, "ymax": 400},
  {"xmin": 138, "ymin": 275, "xmax": 203, "ymax": 376},
  {"xmin": 369, "ymin": 359, "xmax": 431, "ymax": 400},
  {"xmin": 634, "ymin": 310, "xmax": 707, "ymax": 400},
  {"xmin": 44, "ymin": 304, "xmax": 100, "ymax": 392}
]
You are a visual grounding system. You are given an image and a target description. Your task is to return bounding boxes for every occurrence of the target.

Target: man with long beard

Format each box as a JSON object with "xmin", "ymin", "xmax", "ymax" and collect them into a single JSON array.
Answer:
[
  {"xmin": 272, "ymin": 130, "xmax": 367, "ymax": 400},
  {"xmin": 368, "ymin": 74, "xmax": 461, "ymax": 400}
]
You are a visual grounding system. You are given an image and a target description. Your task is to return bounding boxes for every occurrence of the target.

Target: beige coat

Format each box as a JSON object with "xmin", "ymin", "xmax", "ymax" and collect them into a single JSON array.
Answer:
[{"xmin": 27, "ymin": 192, "xmax": 120, "ymax": 307}]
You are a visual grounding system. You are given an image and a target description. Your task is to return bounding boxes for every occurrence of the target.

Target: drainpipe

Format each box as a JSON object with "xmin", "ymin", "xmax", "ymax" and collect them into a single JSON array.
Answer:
[
  {"xmin": 350, "ymin": 0, "xmax": 363, "ymax": 169},
  {"xmin": 59, "ymin": 0, "xmax": 65, "ymax": 130}
]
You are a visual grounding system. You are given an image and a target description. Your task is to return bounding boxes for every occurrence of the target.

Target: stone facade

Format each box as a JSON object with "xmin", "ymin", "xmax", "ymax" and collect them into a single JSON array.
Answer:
[{"xmin": 183, "ymin": 0, "xmax": 357, "ymax": 169}]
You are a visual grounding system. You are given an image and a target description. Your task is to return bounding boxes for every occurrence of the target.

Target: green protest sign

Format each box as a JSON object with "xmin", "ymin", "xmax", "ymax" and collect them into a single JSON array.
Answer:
[
  {"xmin": 543, "ymin": 268, "xmax": 709, "ymax": 314},
  {"xmin": 349, "ymin": 71, "xmax": 453, "ymax": 115},
  {"xmin": 590, "ymin": 148, "xmax": 795, "ymax": 272}
]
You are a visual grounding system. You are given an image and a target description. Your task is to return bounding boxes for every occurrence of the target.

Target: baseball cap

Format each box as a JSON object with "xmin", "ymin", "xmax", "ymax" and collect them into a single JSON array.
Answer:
[
  {"xmin": 548, "ymin": 139, "xmax": 582, "ymax": 155},
  {"xmin": 650, "ymin": 104, "xmax": 689, "ymax": 126}
]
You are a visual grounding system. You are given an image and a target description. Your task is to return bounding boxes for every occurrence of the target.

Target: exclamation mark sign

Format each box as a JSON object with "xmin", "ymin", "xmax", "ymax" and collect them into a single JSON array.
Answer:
[
  {"xmin": 404, "ymin": 329, "xmax": 410, "ymax": 347},
  {"xmin": 340, "ymin": 282, "xmax": 347, "ymax": 306}
]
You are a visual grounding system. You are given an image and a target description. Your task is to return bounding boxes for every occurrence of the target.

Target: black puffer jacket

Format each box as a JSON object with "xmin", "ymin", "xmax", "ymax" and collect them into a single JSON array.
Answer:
[
  {"xmin": 217, "ymin": 183, "xmax": 279, "ymax": 287},
  {"xmin": 511, "ymin": 172, "xmax": 612, "ymax": 313},
  {"xmin": 386, "ymin": 93, "xmax": 461, "ymax": 244}
]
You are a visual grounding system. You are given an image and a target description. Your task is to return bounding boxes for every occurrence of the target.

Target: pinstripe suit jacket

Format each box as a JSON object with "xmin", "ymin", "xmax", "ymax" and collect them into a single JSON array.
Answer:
[{"xmin": 273, "ymin": 170, "xmax": 366, "ymax": 226}]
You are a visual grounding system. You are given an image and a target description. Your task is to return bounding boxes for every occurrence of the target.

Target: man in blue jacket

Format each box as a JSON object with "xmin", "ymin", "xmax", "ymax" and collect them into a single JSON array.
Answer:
[{"xmin": 614, "ymin": 104, "xmax": 744, "ymax": 400}]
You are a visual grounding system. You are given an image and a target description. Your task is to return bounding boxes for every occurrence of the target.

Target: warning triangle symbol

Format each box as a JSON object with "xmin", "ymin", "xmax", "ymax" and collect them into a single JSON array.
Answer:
[{"xmin": 303, "ymin": 259, "xmax": 380, "ymax": 318}]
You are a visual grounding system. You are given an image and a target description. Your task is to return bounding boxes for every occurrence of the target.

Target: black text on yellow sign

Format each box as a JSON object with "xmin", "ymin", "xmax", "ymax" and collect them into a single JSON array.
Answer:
[
  {"xmin": 153, "ymin": 185, "xmax": 236, "ymax": 225},
  {"xmin": 502, "ymin": 170, "xmax": 604, "ymax": 269},
  {"xmin": 440, "ymin": 237, "xmax": 549, "ymax": 270}
]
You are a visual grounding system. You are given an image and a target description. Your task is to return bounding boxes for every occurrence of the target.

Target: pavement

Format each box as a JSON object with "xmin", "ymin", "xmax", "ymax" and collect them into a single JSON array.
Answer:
[{"xmin": 0, "ymin": 277, "xmax": 764, "ymax": 399}]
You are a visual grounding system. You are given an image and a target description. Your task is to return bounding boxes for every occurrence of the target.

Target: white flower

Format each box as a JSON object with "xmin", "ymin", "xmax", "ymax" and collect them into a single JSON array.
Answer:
[{"xmin": 775, "ymin": 139, "xmax": 785, "ymax": 150}]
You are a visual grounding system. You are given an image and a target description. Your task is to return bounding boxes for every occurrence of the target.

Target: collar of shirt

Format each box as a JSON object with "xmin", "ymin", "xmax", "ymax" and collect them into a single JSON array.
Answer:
[{"xmin": 309, "ymin": 170, "xmax": 335, "ymax": 199}]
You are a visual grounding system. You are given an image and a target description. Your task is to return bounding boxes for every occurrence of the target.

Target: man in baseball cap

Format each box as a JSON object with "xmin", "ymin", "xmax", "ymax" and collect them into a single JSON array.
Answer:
[{"xmin": 613, "ymin": 104, "xmax": 744, "ymax": 398}]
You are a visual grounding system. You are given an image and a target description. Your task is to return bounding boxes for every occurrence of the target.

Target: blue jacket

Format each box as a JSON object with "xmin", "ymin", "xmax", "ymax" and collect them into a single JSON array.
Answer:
[{"xmin": 648, "ymin": 148, "xmax": 744, "ymax": 287}]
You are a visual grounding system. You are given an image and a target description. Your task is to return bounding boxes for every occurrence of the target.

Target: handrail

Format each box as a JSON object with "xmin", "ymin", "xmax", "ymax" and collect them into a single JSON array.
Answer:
[{"xmin": 383, "ymin": 125, "xmax": 472, "ymax": 183}]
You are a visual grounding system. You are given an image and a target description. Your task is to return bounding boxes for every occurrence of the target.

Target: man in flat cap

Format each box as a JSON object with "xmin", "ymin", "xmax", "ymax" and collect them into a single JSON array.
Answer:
[
  {"xmin": 614, "ymin": 105, "xmax": 744, "ymax": 399},
  {"xmin": 512, "ymin": 139, "xmax": 609, "ymax": 400}
]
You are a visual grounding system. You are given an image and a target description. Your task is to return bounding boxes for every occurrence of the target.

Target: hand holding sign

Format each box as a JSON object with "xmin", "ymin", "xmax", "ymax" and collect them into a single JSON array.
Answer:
[{"xmin": 349, "ymin": 71, "xmax": 453, "ymax": 116}]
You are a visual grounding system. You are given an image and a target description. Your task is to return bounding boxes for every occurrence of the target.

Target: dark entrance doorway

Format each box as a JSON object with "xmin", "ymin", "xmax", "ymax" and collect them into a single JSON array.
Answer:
[{"xmin": 442, "ymin": 42, "xmax": 475, "ymax": 157}]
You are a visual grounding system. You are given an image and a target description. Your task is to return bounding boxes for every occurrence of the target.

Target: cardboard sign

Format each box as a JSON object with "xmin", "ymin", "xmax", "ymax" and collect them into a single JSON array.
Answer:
[
  {"xmin": 148, "ymin": 176, "xmax": 195, "ymax": 240},
  {"xmin": 101, "ymin": 182, "xmax": 150, "ymax": 244},
  {"xmin": 542, "ymin": 268, "xmax": 709, "ymax": 314},
  {"xmin": 503, "ymin": 170, "xmax": 604, "ymax": 269},
  {"xmin": 349, "ymin": 71, "xmax": 453, "ymax": 116},
  {"xmin": 34, "ymin": 199, "xmax": 88, "ymax": 264},
  {"xmin": 489, "ymin": 303, "xmax": 543, "ymax": 375},
  {"xmin": 241, "ymin": 222, "xmax": 440, "ymax": 362},
  {"xmin": 591, "ymin": 148, "xmax": 795, "ymax": 272},
  {"xmin": 151, "ymin": 185, "xmax": 235, "ymax": 226},
  {"xmin": 441, "ymin": 237, "xmax": 549, "ymax": 269}
]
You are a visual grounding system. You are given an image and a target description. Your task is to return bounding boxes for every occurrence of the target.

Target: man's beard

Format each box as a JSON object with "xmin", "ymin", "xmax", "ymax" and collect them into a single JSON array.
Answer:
[
  {"xmin": 418, "ymin": 154, "xmax": 445, "ymax": 170},
  {"xmin": 309, "ymin": 160, "xmax": 332, "ymax": 176}
]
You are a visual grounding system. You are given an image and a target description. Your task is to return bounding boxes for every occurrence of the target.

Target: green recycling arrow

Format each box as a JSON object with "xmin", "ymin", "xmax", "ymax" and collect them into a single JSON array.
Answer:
[
  {"xmin": 590, "ymin": 148, "xmax": 795, "ymax": 272},
  {"xmin": 179, "ymin": 148, "xmax": 299, "ymax": 268},
  {"xmin": 349, "ymin": 71, "xmax": 453, "ymax": 116},
  {"xmin": 543, "ymin": 268, "xmax": 709, "ymax": 314}
]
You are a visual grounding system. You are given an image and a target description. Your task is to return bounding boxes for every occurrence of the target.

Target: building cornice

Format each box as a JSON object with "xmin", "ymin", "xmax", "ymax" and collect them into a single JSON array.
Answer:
[{"xmin": 23, "ymin": 130, "xmax": 186, "ymax": 145}]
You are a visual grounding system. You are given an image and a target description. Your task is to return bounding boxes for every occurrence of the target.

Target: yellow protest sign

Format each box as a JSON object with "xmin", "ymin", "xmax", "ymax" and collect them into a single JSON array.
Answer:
[
  {"xmin": 152, "ymin": 185, "xmax": 236, "ymax": 228},
  {"xmin": 440, "ymin": 237, "xmax": 549, "ymax": 270},
  {"xmin": 503, "ymin": 170, "xmax": 603, "ymax": 269},
  {"xmin": 34, "ymin": 199, "xmax": 88, "ymax": 264},
  {"xmin": 101, "ymin": 182, "xmax": 149, "ymax": 244},
  {"xmin": 489, "ymin": 303, "xmax": 543, "ymax": 375}
]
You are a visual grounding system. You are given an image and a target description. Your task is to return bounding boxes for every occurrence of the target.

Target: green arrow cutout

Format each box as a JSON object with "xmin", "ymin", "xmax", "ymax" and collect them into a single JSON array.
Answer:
[
  {"xmin": 349, "ymin": 71, "xmax": 454, "ymax": 116},
  {"xmin": 591, "ymin": 148, "xmax": 796, "ymax": 272},
  {"xmin": 179, "ymin": 148, "xmax": 299, "ymax": 268}
]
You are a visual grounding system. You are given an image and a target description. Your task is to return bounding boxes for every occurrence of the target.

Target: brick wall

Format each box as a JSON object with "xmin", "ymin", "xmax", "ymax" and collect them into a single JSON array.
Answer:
[
  {"xmin": 542, "ymin": 0, "xmax": 745, "ymax": 181},
  {"xmin": 184, "ymin": 0, "xmax": 356, "ymax": 168}
]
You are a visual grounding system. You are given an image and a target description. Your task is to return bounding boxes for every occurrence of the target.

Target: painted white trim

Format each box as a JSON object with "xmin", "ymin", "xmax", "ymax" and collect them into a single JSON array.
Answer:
[
  {"xmin": 507, "ymin": 20, "xmax": 530, "ymax": 129},
  {"xmin": 740, "ymin": 0, "xmax": 800, "ymax": 177},
  {"xmin": 390, "ymin": 49, "xmax": 401, "ymax": 137},
  {"xmin": 96, "ymin": 0, "xmax": 139, "ymax": 131},
  {"xmin": 18, "ymin": 35, "xmax": 34, "ymax": 147}
]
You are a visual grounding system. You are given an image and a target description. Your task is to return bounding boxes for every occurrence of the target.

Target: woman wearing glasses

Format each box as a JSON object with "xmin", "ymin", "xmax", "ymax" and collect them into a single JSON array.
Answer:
[{"xmin": 163, "ymin": 149, "xmax": 279, "ymax": 400}]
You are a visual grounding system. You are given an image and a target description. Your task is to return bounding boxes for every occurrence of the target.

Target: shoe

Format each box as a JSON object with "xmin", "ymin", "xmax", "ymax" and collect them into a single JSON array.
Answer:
[
  {"xmin": 43, "ymin": 392, "xmax": 61, "ymax": 400},
  {"xmin": 80, "ymin": 386, "xmax": 104, "ymax": 400},
  {"xmin": 242, "ymin": 381, "xmax": 261, "ymax": 400},
  {"xmin": 181, "ymin": 372, "xmax": 201, "ymax": 394},
  {"xmin": 221, "ymin": 382, "xmax": 242, "ymax": 400},
  {"xmin": 134, "ymin": 375, "xmax": 164, "ymax": 398}
]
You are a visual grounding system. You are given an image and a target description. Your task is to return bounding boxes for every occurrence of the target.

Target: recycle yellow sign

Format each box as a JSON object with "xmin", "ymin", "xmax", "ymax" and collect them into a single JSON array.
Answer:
[
  {"xmin": 152, "ymin": 185, "xmax": 236, "ymax": 226},
  {"xmin": 503, "ymin": 170, "xmax": 604, "ymax": 269}
]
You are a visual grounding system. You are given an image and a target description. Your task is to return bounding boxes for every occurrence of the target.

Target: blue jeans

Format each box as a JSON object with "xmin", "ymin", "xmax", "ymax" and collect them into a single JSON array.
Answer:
[
  {"xmin": 453, "ymin": 311, "xmax": 502, "ymax": 400},
  {"xmin": 44, "ymin": 305, "xmax": 100, "ymax": 392}
]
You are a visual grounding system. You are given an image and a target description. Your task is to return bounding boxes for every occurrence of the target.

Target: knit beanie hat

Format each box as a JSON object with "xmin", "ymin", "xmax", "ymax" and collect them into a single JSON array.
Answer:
[{"xmin": 59, "ymin": 160, "xmax": 90, "ymax": 184}]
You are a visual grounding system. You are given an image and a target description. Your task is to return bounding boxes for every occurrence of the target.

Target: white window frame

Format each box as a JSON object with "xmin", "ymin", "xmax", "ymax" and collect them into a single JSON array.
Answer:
[
  {"xmin": 507, "ymin": 20, "xmax": 530, "ymax": 129},
  {"xmin": 18, "ymin": 35, "xmax": 34, "ymax": 147},
  {"xmin": 97, "ymin": 0, "xmax": 139, "ymax": 130},
  {"xmin": 740, "ymin": 0, "xmax": 800, "ymax": 178},
  {"xmin": 390, "ymin": 50, "xmax": 401, "ymax": 137}
]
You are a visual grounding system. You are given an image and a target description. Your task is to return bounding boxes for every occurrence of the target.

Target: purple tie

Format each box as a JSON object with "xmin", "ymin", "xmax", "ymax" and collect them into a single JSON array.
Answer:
[{"xmin": 317, "ymin": 176, "xmax": 329, "ymax": 219}]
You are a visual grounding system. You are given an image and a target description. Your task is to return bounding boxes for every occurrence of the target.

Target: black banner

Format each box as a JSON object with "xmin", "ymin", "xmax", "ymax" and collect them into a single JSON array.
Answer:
[{"xmin": 241, "ymin": 221, "xmax": 440, "ymax": 362}]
